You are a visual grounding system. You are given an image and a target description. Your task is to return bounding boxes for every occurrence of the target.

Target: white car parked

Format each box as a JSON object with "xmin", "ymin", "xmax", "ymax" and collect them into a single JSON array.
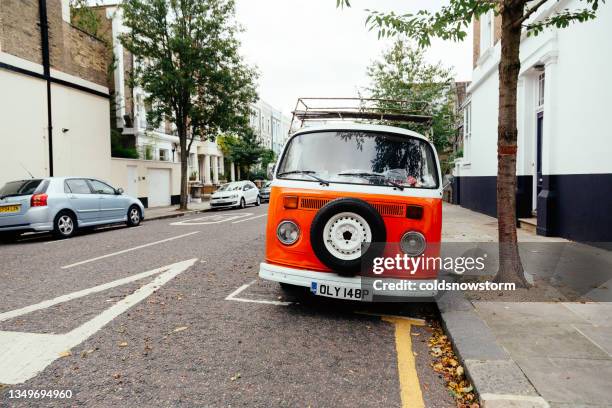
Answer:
[{"xmin": 210, "ymin": 181, "xmax": 261, "ymax": 209}]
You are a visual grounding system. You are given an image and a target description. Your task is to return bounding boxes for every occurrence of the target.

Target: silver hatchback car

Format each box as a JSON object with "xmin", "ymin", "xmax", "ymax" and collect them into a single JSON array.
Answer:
[{"xmin": 0, "ymin": 177, "xmax": 145, "ymax": 240}]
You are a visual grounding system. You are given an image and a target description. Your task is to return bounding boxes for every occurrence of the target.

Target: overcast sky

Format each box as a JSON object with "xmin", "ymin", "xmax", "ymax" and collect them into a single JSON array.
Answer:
[{"xmin": 235, "ymin": 0, "xmax": 473, "ymax": 115}]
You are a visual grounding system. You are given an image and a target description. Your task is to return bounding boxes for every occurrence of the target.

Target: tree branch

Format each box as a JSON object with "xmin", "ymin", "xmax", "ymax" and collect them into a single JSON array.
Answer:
[{"xmin": 513, "ymin": 0, "xmax": 549, "ymax": 28}]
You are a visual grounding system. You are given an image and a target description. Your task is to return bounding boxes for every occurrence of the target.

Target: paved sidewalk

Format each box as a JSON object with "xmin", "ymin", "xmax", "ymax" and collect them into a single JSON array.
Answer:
[
  {"xmin": 439, "ymin": 203, "xmax": 612, "ymax": 408},
  {"xmin": 144, "ymin": 200, "xmax": 211, "ymax": 221}
]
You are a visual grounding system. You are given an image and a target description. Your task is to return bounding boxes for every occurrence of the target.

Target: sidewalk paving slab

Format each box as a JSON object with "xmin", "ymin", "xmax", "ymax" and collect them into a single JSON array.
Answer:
[{"xmin": 437, "ymin": 204, "xmax": 612, "ymax": 408}]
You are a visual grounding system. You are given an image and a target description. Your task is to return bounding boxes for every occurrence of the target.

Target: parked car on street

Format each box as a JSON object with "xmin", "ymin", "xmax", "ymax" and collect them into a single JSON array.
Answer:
[
  {"xmin": 0, "ymin": 177, "xmax": 145, "ymax": 240},
  {"xmin": 210, "ymin": 181, "xmax": 261, "ymax": 209},
  {"xmin": 259, "ymin": 181, "xmax": 271, "ymax": 202}
]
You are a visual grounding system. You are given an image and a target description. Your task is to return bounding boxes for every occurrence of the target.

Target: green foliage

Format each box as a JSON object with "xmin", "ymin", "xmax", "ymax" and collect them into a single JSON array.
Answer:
[
  {"xmin": 259, "ymin": 149, "xmax": 276, "ymax": 173},
  {"xmin": 70, "ymin": 0, "xmax": 103, "ymax": 38},
  {"xmin": 336, "ymin": 0, "xmax": 603, "ymax": 45},
  {"xmin": 120, "ymin": 0, "xmax": 258, "ymax": 141},
  {"xmin": 217, "ymin": 130, "xmax": 267, "ymax": 170},
  {"xmin": 110, "ymin": 129, "xmax": 139, "ymax": 159},
  {"xmin": 366, "ymin": 40, "xmax": 456, "ymax": 153}
]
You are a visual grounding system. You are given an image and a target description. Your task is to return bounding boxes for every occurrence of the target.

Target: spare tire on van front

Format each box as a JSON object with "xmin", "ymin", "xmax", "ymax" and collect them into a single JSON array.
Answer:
[{"xmin": 310, "ymin": 198, "xmax": 386, "ymax": 276}]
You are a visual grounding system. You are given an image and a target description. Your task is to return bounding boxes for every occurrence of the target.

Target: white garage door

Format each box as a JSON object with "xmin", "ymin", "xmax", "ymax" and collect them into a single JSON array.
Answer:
[{"xmin": 147, "ymin": 168, "xmax": 171, "ymax": 207}]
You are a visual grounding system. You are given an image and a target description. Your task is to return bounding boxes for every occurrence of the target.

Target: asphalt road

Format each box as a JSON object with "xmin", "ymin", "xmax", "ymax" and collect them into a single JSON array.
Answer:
[{"xmin": 0, "ymin": 204, "xmax": 454, "ymax": 407}]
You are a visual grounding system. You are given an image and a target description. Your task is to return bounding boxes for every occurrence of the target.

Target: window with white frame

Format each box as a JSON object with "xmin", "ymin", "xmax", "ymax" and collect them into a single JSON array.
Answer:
[
  {"xmin": 159, "ymin": 148, "xmax": 169, "ymax": 161},
  {"xmin": 479, "ymin": 11, "xmax": 494, "ymax": 55},
  {"xmin": 463, "ymin": 102, "xmax": 472, "ymax": 163},
  {"xmin": 537, "ymin": 72, "xmax": 545, "ymax": 108}
]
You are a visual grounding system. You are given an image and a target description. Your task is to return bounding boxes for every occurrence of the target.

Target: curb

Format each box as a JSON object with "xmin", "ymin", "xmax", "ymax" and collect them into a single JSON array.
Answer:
[
  {"xmin": 436, "ymin": 292, "xmax": 550, "ymax": 408},
  {"xmin": 144, "ymin": 207, "xmax": 211, "ymax": 222}
]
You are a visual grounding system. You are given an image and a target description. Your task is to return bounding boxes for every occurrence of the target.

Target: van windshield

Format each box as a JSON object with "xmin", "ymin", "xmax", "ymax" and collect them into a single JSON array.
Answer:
[{"xmin": 277, "ymin": 131, "xmax": 439, "ymax": 189}]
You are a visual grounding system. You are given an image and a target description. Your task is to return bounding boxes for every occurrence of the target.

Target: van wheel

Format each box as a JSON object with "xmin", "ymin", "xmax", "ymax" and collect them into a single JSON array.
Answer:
[
  {"xmin": 127, "ymin": 205, "xmax": 141, "ymax": 227},
  {"xmin": 255, "ymin": 195, "xmax": 261, "ymax": 206},
  {"xmin": 310, "ymin": 198, "xmax": 386, "ymax": 276},
  {"xmin": 239, "ymin": 198, "xmax": 246, "ymax": 209},
  {"xmin": 53, "ymin": 211, "xmax": 77, "ymax": 239}
]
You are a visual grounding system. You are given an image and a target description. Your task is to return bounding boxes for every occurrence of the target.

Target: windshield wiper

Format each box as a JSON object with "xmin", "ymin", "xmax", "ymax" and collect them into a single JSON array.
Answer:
[
  {"xmin": 337, "ymin": 172, "xmax": 405, "ymax": 191},
  {"xmin": 277, "ymin": 170, "xmax": 330, "ymax": 186}
]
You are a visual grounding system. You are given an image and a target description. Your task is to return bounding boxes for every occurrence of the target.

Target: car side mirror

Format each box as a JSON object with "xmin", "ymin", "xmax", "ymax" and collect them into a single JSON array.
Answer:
[
  {"xmin": 442, "ymin": 175, "xmax": 454, "ymax": 190},
  {"xmin": 116, "ymin": 187, "xmax": 124, "ymax": 195}
]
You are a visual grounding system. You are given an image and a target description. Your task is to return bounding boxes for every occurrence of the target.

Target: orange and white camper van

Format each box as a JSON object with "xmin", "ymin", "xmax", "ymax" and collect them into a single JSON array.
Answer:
[{"xmin": 259, "ymin": 99, "xmax": 443, "ymax": 301}]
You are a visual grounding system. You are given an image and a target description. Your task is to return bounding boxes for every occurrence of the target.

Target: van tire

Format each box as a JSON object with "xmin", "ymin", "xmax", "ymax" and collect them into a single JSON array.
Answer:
[{"xmin": 310, "ymin": 198, "xmax": 386, "ymax": 276}]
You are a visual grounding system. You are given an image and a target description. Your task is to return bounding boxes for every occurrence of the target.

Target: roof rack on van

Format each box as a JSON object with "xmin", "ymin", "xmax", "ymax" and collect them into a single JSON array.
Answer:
[{"xmin": 289, "ymin": 97, "xmax": 433, "ymax": 135}]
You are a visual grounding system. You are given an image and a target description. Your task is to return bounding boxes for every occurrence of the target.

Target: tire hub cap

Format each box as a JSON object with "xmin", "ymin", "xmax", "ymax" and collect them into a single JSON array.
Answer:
[
  {"xmin": 58, "ymin": 216, "xmax": 73, "ymax": 235},
  {"xmin": 130, "ymin": 209, "xmax": 139, "ymax": 223},
  {"xmin": 323, "ymin": 212, "xmax": 372, "ymax": 261}
]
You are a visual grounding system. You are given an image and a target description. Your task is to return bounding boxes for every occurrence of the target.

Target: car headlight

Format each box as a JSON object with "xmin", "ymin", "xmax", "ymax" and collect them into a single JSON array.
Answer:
[
  {"xmin": 277, "ymin": 220, "xmax": 300, "ymax": 245},
  {"xmin": 400, "ymin": 231, "xmax": 426, "ymax": 256}
]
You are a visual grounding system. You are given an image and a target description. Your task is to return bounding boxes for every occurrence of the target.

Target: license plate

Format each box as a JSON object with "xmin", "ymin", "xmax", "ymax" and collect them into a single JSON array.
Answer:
[
  {"xmin": 0, "ymin": 205, "xmax": 20, "ymax": 214},
  {"xmin": 311, "ymin": 282, "xmax": 370, "ymax": 301}
]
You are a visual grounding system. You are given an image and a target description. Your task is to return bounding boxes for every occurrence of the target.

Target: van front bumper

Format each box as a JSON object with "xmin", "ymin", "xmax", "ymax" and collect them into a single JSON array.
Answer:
[{"xmin": 259, "ymin": 262, "xmax": 437, "ymax": 299}]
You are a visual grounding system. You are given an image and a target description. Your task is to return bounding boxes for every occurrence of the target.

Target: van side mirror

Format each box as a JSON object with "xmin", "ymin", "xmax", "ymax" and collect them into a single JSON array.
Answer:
[
  {"xmin": 116, "ymin": 187, "xmax": 124, "ymax": 195},
  {"xmin": 442, "ymin": 175, "xmax": 454, "ymax": 190},
  {"xmin": 267, "ymin": 162, "xmax": 276, "ymax": 179}
]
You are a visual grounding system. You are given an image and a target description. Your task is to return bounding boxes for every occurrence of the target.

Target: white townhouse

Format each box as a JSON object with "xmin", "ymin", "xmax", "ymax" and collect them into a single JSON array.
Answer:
[
  {"xmin": 98, "ymin": 4, "xmax": 236, "ymax": 207},
  {"xmin": 250, "ymin": 100, "xmax": 292, "ymax": 156},
  {"xmin": 453, "ymin": 0, "xmax": 612, "ymax": 242}
]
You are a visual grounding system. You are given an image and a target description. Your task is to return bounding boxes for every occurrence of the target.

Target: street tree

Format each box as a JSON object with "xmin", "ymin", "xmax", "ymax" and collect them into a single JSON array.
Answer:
[
  {"xmin": 121, "ymin": 0, "xmax": 258, "ymax": 210},
  {"xmin": 366, "ymin": 39, "xmax": 456, "ymax": 155},
  {"xmin": 217, "ymin": 130, "xmax": 268, "ymax": 179},
  {"xmin": 338, "ymin": 0, "xmax": 603, "ymax": 287}
]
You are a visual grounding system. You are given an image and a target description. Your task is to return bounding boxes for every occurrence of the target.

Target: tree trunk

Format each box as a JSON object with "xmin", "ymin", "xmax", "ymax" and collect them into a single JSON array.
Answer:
[
  {"xmin": 494, "ymin": 2, "xmax": 529, "ymax": 287},
  {"xmin": 179, "ymin": 127, "xmax": 189, "ymax": 211}
]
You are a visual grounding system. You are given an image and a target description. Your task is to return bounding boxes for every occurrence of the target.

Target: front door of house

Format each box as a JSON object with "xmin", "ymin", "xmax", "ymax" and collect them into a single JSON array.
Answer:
[{"xmin": 536, "ymin": 111, "xmax": 544, "ymax": 197}]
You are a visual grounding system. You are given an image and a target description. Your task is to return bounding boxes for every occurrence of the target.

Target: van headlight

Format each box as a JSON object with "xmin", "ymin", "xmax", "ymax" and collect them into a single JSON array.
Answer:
[
  {"xmin": 400, "ymin": 231, "xmax": 426, "ymax": 256},
  {"xmin": 277, "ymin": 221, "xmax": 300, "ymax": 245}
]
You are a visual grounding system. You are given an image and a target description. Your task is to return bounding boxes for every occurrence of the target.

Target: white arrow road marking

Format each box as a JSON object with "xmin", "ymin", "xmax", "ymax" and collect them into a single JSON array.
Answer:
[
  {"xmin": 170, "ymin": 213, "xmax": 253, "ymax": 226},
  {"xmin": 225, "ymin": 280, "xmax": 292, "ymax": 306},
  {"xmin": 61, "ymin": 231, "xmax": 199, "ymax": 269},
  {"xmin": 0, "ymin": 258, "xmax": 197, "ymax": 384},
  {"xmin": 231, "ymin": 214, "xmax": 267, "ymax": 224}
]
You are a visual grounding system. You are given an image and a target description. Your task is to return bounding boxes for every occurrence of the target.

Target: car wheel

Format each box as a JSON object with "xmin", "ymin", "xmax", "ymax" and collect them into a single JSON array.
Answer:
[
  {"xmin": 53, "ymin": 211, "xmax": 77, "ymax": 239},
  {"xmin": 310, "ymin": 198, "xmax": 386, "ymax": 276},
  {"xmin": 255, "ymin": 195, "xmax": 261, "ymax": 206},
  {"xmin": 127, "ymin": 205, "xmax": 141, "ymax": 227},
  {"xmin": 239, "ymin": 197, "xmax": 246, "ymax": 209}
]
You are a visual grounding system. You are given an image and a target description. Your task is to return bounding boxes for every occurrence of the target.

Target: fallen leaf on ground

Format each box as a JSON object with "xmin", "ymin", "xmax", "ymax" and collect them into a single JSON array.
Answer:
[
  {"xmin": 173, "ymin": 326, "xmax": 188, "ymax": 333},
  {"xmin": 58, "ymin": 351, "xmax": 71, "ymax": 358},
  {"xmin": 118, "ymin": 341, "xmax": 128, "ymax": 347},
  {"xmin": 230, "ymin": 373, "xmax": 241, "ymax": 381},
  {"xmin": 428, "ymin": 321, "xmax": 478, "ymax": 407}
]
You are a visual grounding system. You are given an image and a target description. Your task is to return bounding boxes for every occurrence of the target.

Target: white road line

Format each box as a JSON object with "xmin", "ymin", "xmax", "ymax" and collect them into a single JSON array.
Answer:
[
  {"xmin": 232, "ymin": 214, "xmax": 267, "ymax": 224},
  {"xmin": 61, "ymin": 231, "xmax": 200, "ymax": 269},
  {"xmin": 0, "ymin": 259, "xmax": 197, "ymax": 384},
  {"xmin": 170, "ymin": 213, "xmax": 253, "ymax": 226},
  {"xmin": 225, "ymin": 280, "xmax": 292, "ymax": 306},
  {"xmin": 0, "ymin": 263, "xmax": 181, "ymax": 322}
]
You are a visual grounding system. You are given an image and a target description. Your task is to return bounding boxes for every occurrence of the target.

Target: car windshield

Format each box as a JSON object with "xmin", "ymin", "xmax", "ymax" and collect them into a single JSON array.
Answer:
[
  {"xmin": 277, "ymin": 131, "xmax": 439, "ymax": 188},
  {"xmin": 0, "ymin": 179, "xmax": 43, "ymax": 197},
  {"xmin": 217, "ymin": 182, "xmax": 243, "ymax": 192}
]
